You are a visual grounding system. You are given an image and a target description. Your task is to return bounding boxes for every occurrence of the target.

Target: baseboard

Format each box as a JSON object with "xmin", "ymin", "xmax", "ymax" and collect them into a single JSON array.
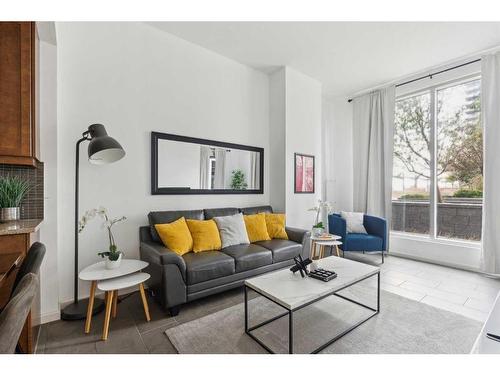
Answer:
[{"xmin": 34, "ymin": 310, "xmax": 61, "ymax": 325}]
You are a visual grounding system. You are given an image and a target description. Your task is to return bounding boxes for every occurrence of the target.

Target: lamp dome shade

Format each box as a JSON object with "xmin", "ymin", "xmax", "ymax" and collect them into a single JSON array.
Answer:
[{"xmin": 87, "ymin": 124, "xmax": 126, "ymax": 165}]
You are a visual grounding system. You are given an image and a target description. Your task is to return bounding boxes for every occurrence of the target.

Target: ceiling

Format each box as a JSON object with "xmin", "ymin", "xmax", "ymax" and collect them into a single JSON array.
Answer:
[{"xmin": 148, "ymin": 22, "xmax": 500, "ymax": 97}]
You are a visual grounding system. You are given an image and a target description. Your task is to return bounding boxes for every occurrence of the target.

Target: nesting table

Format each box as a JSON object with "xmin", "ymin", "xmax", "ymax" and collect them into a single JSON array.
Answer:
[
  {"xmin": 79, "ymin": 259, "xmax": 150, "ymax": 340},
  {"xmin": 310, "ymin": 235, "xmax": 342, "ymax": 259}
]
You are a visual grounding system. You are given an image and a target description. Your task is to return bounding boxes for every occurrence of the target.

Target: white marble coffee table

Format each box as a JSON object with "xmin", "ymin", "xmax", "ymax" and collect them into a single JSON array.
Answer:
[{"xmin": 244, "ymin": 256, "xmax": 380, "ymax": 354}]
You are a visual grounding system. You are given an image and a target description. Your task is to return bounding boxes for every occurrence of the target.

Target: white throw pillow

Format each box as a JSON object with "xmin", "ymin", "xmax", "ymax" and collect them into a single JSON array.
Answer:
[
  {"xmin": 213, "ymin": 213, "xmax": 250, "ymax": 248},
  {"xmin": 340, "ymin": 211, "xmax": 367, "ymax": 234}
]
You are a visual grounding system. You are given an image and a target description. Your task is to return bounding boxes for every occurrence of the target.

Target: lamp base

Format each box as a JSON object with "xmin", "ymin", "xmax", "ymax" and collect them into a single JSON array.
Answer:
[{"xmin": 61, "ymin": 298, "xmax": 105, "ymax": 321}]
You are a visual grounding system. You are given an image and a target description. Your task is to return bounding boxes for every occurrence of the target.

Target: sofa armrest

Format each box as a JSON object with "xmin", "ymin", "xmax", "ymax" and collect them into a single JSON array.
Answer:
[
  {"xmin": 328, "ymin": 214, "xmax": 347, "ymax": 250},
  {"xmin": 286, "ymin": 227, "xmax": 311, "ymax": 259},
  {"xmin": 363, "ymin": 215, "xmax": 387, "ymax": 250},
  {"xmin": 286, "ymin": 226, "xmax": 309, "ymax": 244},
  {"xmin": 140, "ymin": 240, "xmax": 186, "ymax": 278}
]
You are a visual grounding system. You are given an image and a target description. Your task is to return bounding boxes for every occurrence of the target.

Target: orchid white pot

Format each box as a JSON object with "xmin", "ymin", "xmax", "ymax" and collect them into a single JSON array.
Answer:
[{"xmin": 105, "ymin": 253, "xmax": 122, "ymax": 270}]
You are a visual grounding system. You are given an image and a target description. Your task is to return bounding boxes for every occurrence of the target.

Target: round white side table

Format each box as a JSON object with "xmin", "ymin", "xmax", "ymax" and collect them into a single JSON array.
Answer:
[
  {"xmin": 97, "ymin": 272, "xmax": 151, "ymax": 340},
  {"xmin": 79, "ymin": 259, "xmax": 148, "ymax": 334},
  {"xmin": 310, "ymin": 235, "xmax": 342, "ymax": 259}
]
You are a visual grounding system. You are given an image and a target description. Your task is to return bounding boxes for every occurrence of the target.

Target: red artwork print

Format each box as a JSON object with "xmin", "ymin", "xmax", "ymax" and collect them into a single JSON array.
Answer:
[{"xmin": 295, "ymin": 154, "xmax": 314, "ymax": 193}]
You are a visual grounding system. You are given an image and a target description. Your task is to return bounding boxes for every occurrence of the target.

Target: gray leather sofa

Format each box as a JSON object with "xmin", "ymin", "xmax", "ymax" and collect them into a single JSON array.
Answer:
[{"xmin": 139, "ymin": 205, "xmax": 310, "ymax": 316}]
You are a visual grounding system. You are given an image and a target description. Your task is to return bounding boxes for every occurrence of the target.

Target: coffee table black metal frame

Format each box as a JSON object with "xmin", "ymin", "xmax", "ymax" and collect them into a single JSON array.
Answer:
[{"xmin": 244, "ymin": 271, "xmax": 380, "ymax": 354}]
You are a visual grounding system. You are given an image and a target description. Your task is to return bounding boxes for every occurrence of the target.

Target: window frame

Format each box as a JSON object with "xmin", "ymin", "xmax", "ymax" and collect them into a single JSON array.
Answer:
[{"xmin": 392, "ymin": 73, "xmax": 482, "ymax": 246}]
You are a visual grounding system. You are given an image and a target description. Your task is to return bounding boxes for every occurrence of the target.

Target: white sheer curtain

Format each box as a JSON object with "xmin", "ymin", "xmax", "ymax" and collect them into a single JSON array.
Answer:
[
  {"xmin": 214, "ymin": 148, "xmax": 226, "ymax": 189},
  {"xmin": 352, "ymin": 86, "xmax": 396, "ymax": 222},
  {"xmin": 199, "ymin": 146, "xmax": 211, "ymax": 189},
  {"xmin": 480, "ymin": 53, "xmax": 500, "ymax": 274},
  {"xmin": 249, "ymin": 152, "xmax": 260, "ymax": 189}
]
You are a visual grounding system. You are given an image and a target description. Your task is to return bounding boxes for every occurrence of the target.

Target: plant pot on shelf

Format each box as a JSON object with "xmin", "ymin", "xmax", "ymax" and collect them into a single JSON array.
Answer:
[
  {"xmin": 105, "ymin": 253, "xmax": 123, "ymax": 270},
  {"xmin": 0, "ymin": 207, "xmax": 20, "ymax": 222}
]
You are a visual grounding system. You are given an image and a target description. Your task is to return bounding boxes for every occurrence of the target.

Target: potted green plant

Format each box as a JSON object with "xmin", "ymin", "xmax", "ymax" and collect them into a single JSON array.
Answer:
[
  {"xmin": 308, "ymin": 199, "xmax": 334, "ymax": 237},
  {"xmin": 230, "ymin": 169, "xmax": 248, "ymax": 190},
  {"xmin": 0, "ymin": 176, "xmax": 30, "ymax": 222},
  {"xmin": 312, "ymin": 222, "xmax": 325, "ymax": 237},
  {"xmin": 79, "ymin": 207, "xmax": 127, "ymax": 269}
]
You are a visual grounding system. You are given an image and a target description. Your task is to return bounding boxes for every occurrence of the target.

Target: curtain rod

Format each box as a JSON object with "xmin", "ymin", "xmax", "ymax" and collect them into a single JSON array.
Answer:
[{"xmin": 347, "ymin": 58, "xmax": 481, "ymax": 103}]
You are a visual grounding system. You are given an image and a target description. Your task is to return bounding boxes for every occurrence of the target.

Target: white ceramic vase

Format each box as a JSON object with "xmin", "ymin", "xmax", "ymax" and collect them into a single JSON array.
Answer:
[
  {"xmin": 105, "ymin": 253, "xmax": 122, "ymax": 270},
  {"xmin": 312, "ymin": 227, "xmax": 324, "ymax": 237}
]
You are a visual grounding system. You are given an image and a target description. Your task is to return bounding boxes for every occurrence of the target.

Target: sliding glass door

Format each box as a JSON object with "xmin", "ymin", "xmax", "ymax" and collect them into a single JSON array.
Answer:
[{"xmin": 392, "ymin": 76, "xmax": 483, "ymax": 243}]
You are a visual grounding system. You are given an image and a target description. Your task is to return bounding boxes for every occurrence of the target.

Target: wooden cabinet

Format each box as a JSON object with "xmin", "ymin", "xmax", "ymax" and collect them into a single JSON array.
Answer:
[{"xmin": 0, "ymin": 22, "xmax": 40, "ymax": 167}]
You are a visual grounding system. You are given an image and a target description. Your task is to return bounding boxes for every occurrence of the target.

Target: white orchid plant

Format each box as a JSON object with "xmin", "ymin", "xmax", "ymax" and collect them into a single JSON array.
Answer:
[
  {"xmin": 308, "ymin": 200, "xmax": 334, "ymax": 229},
  {"xmin": 79, "ymin": 207, "xmax": 127, "ymax": 261}
]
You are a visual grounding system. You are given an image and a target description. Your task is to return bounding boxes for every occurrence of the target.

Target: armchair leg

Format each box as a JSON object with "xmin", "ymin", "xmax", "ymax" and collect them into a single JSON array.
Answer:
[{"xmin": 381, "ymin": 251, "xmax": 384, "ymax": 264}]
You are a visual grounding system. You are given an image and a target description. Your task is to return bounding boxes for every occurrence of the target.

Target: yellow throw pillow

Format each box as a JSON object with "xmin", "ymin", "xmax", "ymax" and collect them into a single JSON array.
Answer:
[
  {"xmin": 243, "ymin": 213, "xmax": 271, "ymax": 243},
  {"xmin": 154, "ymin": 217, "xmax": 193, "ymax": 256},
  {"xmin": 265, "ymin": 213, "xmax": 288, "ymax": 240},
  {"xmin": 186, "ymin": 219, "xmax": 222, "ymax": 253}
]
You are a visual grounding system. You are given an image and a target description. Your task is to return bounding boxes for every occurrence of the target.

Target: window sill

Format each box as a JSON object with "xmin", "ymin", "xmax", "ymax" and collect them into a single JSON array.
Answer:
[{"xmin": 390, "ymin": 232, "xmax": 481, "ymax": 250}]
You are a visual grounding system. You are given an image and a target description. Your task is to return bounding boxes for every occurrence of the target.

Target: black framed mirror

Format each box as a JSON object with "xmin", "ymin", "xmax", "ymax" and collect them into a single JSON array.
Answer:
[{"xmin": 151, "ymin": 132, "xmax": 264, "ymax": 195}]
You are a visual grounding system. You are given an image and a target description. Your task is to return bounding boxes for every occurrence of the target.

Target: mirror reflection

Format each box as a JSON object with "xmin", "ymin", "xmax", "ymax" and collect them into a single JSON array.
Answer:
[{"xmin": 152, "ymin": 133, "xmax": 263, "ymax": 194}]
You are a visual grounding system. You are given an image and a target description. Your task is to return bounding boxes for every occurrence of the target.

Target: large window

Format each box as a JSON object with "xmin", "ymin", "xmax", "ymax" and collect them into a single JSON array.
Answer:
[{"xmin": 392, "ymin": 77, "xmax": 483, "ymax": 242}]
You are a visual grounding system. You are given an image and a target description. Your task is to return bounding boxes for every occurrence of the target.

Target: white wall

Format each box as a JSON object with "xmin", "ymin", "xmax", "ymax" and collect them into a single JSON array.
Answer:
[
  {"xmin": 56, "ymin": 22, "xmax": 270, "ymax": 303},
  {"xmin": 268, "ymin": 67, "xmax": 323, "ymax": 228},
  {"xmin": 322, "ymin": 95, "xmax": 353, "ymax": 212},
  {"xmin": 284, "ymin": 68, "xmax": 322, "ymax": 229},
  {"xmin": 38, "ymin": 40, "xmax": 59, "ymax": 324}
]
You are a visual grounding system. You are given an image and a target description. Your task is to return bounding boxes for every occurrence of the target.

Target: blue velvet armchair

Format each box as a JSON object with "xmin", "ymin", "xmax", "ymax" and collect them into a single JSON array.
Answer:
[{"xmin": 328, "ymin": 213, "xmax": 387, "ymax": 263}]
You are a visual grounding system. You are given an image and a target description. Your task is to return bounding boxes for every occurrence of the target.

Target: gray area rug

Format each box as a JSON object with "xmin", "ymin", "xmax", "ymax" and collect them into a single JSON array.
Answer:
[{"xmin": 165, "ymin": 287, "xmax": 482, "ymax": 354}]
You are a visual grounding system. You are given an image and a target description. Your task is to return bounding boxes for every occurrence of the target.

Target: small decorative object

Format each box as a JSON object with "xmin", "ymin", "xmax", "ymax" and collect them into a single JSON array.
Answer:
[
  {"xmin": 0, "ymin": 176, "xmax": 30, "ymax": 222},
  {"xmin": 294, "ymin": 153, "xmax": 315, "ymax": 193},
  {"xmin": 308, "ymin": 268, "xmax": 338, "ymax": 282},
  {"xmin": 312, "ymin": 222, "xmax": 325, "ymax": 237},
  {"xmin": 79, "ymin": 207, "xmax": 127, "ymax": 270},
  {"xmin": 289, "ymin": 255, "xmax": 312, "ymax": 278},
  {"xmin": 308, "ymin": 199, "xmax": 334, "ymax": 235},
  {"xmin": 230, "ymin": 169, "xmax": 248, "ymax": 190}
]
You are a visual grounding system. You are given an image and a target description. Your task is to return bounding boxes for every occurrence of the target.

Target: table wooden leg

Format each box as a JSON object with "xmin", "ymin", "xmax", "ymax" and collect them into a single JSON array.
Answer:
[
  {"xmin": 319, "ymin": 245, "xmax": 324, "ymax": 259},
  {"xmin": 112, "ymin": 290, "xmax": 118, "ymax": 318},
  {"xmin": 335, "ymin": 245, "xmax": 340, "ymax": 257},
  {"xmin": 85, "ymin": 281, "xmax": 96, "ymax": 334},
  {"xmin": 139, "ymin": 283, "xmax": 151, "ymax": 322},
  {"xmin": 310, "ymin": 240, "xmax": 316, "ymax": 259},
  {"xmin": 102, "ymin": 290, "xmax": 114, "ymax": 341}
]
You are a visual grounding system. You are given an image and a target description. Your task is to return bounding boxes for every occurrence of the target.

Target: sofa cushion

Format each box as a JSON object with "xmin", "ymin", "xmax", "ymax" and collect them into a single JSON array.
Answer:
[
  {"xmin": 154, "ymin": 217, "xmax": 193, "ymax": 256},
  {"xmin": 182, "ymin": 251, "xmax": 235, "ymax": 285},
  {"xmin": 186, "ymin": 219, "xmax": 222, "ymax": 252},
  {"xmin": 240, "ymin": 205, "xmax": 273, "ymax": 215},
  {"xmin": 265, "ymin": 213, "xmax": 288, "ymax": 240},
  {"xmin": 346, "ymin": 233, "xmax": 383, "ymax": 252},
  {"xmin": 204, "ymin": 207, "xmax": 239, "ymax": 220},
  {"xmin": 243, "ymin": 213, "xmax": 271, "ymax": 243},
  {"xmin": 213, "ymin": 213, "xmax": 250, "ymax": 248},
  {"xmin": 221, "ymin": 244, "xmax": 272, "ymax": 272},
  {"xmin": 149, "ymin": 209, "xmax": 204, "ymax": 243},
  {"xmin": 255, "ymin": 239, "xmax": 302, "ymax": 263}
]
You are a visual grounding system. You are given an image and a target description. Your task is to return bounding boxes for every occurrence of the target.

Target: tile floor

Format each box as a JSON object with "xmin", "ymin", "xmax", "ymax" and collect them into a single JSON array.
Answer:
[{"xmin": 35, "ymin": 253, "xmax": 500, "ymax": 354}]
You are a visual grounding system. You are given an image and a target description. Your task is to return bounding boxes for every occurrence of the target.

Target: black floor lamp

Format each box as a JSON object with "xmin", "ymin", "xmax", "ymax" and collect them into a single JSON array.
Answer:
[{"xmin": 61, "ymin": 124, "xmax": 126, "ymax": 320}]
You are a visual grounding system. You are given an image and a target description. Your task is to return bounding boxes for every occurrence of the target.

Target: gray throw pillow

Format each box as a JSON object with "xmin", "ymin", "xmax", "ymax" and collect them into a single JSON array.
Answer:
[{"xmin": 213, "ymin": 213, "xmax": 250, "ymax": 248}]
